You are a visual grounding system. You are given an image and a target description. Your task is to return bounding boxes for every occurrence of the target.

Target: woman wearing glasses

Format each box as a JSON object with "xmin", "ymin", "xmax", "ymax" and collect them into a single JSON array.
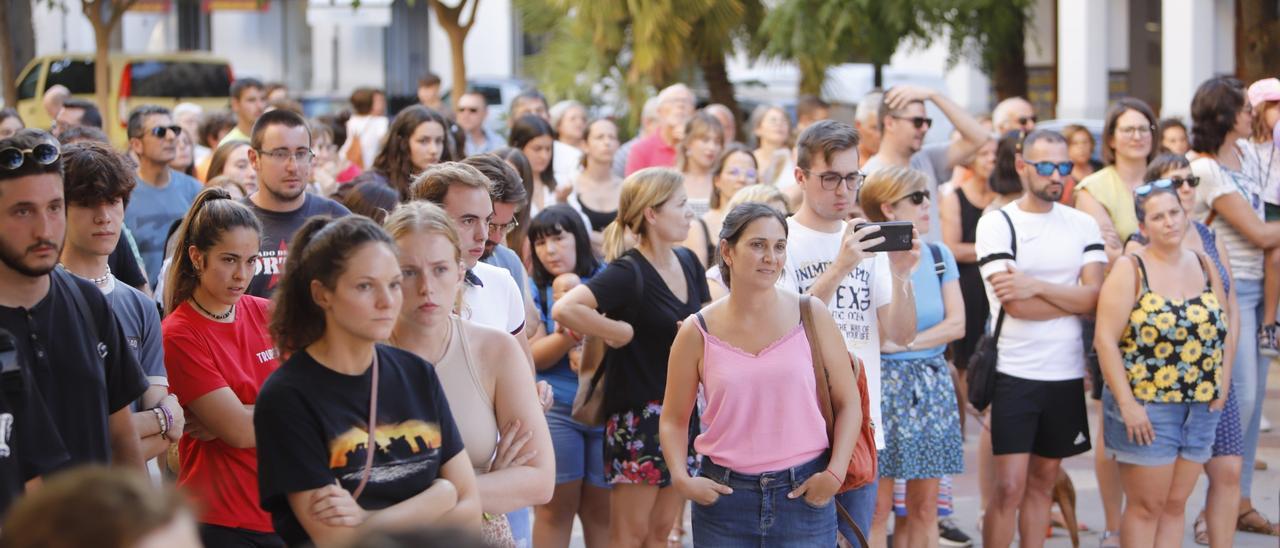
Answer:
[
  {"xmin": 1189, "ymin": 76, "xmax": 1280, "ymax": 538},
  {"xmin": 1094, "ymin": 181, "xmax": 1227, "ymax": 548},
  {"xmin": 859, "ymin": 166, "xmax": 965, "ymax": 548},
  {"xmin": 700, "ymin": 145, "xmax": 760, "ymax": 250},
  {"xmin": 1075, "ymin": 98, "xmax": 1160, "ymax": 263}
]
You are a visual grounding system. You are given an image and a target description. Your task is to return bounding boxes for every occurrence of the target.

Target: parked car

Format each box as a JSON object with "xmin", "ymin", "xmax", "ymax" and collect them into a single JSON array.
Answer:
[{"xmin": 15, "ymin": 52, "xmax": 233, "ymax": 147}]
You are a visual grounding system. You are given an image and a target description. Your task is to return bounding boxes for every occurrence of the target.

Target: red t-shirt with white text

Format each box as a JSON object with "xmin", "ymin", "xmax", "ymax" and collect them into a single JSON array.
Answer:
[{"xmin": 163, "ymin": 296, "xmax": 278, "ymax": 532}]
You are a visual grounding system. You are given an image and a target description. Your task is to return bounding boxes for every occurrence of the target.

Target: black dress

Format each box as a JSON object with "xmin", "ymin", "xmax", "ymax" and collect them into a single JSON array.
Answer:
[{"xmin": 952, "ymin": 187, "xmax": 990, "ymax": 369}]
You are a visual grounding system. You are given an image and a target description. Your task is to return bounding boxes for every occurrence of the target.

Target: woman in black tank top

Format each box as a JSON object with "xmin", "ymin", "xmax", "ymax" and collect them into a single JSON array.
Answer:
[{"xmin": 940, "ymin": 140, "xmax": 997, "ymax": 372}]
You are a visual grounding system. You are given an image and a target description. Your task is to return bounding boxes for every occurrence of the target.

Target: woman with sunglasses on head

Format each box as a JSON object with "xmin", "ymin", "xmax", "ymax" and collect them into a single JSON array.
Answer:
[
  {"xmin": 524, "ymin": 205, "xmax": 611, "ymax": 547},
  {"xmin": 1094, "ymin": 181, "xmax": 1228, "ymax": 548},
  {"xmin": 1189, "ymin": 76, "xmax": 1280, "ymax": 538},
  {"xmin": 1124, "ymin": 154, "xmax": 1243, "ymax": 547},
  {"xmin": 255, "ymin": 215, "xmax": 481, "ymax": 547},
  {"xmin": 384, "ymin": 201, "xmax": 555, "ymax": 547},
  {"xmin": 859, "ymin": 166, "xmax": 965, "ymax": 548},
  {"xmin": 160, "ymin": 188, "xmax": 281, "ymax": 546},
  {"xmin": 1075, "ymin": 98, "xmax": 1160, "ymax": 263}
]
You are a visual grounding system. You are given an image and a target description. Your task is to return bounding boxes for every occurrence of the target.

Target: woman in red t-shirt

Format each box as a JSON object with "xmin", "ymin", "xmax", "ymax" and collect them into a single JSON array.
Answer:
[{"xmin": 161, "ymin": 187, "xmax": 282, "ymax": 547}]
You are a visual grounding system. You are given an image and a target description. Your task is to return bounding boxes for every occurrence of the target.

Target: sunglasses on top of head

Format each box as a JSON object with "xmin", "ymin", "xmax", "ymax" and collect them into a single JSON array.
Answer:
[
  {"xmin": 0, "ymin": 143, "xmax": 60, "ymax": 171},
  {"xmin": 1029, "ymin": 161, "xmax": 1074, "ymax": 177}
]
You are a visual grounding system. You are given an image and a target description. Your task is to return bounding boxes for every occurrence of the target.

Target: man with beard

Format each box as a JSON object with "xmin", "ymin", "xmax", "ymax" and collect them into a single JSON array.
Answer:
[
  {"xmin": 975, "ymin": 129, "xmax": 1104, "ymax": 548},
  {"xmin": 124, "ymin": 106, "xmax": 202, "ymax": 284},
  {"xmin": 0, "ymin": 130, "xmax": 147, "ymax": 475},
  {"xmin": 241, "ymin": 110, "xmax": 349, "ymax": 298}
]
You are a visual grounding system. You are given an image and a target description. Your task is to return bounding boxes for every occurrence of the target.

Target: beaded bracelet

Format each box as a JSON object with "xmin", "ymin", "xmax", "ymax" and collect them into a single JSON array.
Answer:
[
  {"xmin": 153, "ymin": 407, "xmax": 168, "ymax": 438},
  {"xmin": 159, "ymin": 403, "xmax": 175, "ymax": 438}
]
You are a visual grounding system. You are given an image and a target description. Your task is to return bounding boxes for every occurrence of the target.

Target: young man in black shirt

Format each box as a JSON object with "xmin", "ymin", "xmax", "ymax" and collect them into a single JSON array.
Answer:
[
  {"xmin": 241, "ymin": 109, "xmax": 350, "ymax": 298},
  {"xmin": 0, "ymin": 130, "xmax": 148, "ymax": 470}
]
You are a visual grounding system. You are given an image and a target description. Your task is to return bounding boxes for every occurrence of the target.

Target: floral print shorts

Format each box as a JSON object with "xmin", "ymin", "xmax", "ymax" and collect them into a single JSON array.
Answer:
[{"xmin": 604, "ymin": 401, "xmax": 698, "ymax": 487}]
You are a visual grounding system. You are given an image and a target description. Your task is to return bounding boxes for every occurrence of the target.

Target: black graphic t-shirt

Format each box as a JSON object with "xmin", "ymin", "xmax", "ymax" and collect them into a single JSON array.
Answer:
[
  {"xmin": 241, "ymin": 194, "xmax": 350, "ymax": 299},
  {"xmin": 255, "ymin": 344, "xmax": 464, "ymax": 546},
  {"xmin": 0, "ymin": 347, "xmax": 70, "ymax": 515}
]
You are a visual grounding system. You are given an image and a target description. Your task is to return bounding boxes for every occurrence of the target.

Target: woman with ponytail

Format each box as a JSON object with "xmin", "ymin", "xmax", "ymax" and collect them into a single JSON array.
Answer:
[
  {"xmin": 160, "ymin": 187, "xmax": 282, "ymax": 546},
  {"xmin": 552, "ymin": 168, "xmax": 711, "ymax": 547},
  {"xmin": 255, "ymin": 215, "xmax": 480, "ymax": 547}
]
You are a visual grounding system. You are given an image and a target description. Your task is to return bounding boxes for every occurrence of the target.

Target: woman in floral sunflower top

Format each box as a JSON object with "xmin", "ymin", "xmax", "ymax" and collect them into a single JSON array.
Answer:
[{"xmin": 1095, "ymin": 182, "xmax": 1228, "ymax": 548}]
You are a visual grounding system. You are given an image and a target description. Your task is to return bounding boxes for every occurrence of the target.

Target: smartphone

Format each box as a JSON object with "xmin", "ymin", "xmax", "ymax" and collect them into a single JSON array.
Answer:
[{"xmin": 854, "ymin": 221, "xmax": 914, "ymax": 252}]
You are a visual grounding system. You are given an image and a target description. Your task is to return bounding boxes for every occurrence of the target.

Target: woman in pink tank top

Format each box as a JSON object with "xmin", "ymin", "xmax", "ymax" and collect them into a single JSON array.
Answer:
[{"xmin": 659, "ymin": 203, "xmax": 862, "ymax": 545}]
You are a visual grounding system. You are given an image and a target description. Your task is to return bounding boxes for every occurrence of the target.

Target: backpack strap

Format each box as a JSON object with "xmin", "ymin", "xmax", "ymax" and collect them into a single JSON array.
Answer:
[{"xmin": 927, "ymin": 243, "xmax": 945, "ymax": 282}]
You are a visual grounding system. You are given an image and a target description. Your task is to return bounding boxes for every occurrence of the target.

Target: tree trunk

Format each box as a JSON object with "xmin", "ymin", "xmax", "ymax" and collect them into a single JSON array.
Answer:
[
  {"xmin": 699, "ymin": 52, "xmax": 740, "ymax": 138},
  {"xmin": 428, "ymin": 0, "xmax": 479, "ymax": 110},
  {"xmin": 94, "ymin": 25, "xmax": 112, "ymax": 116},
  {"xmin": 447, "ymin": 28, "xmax": 467, "ymax": 108},
  {"xmin": 798, "ymin": 57, "xmax": 824, "ymax": 97},
  {"xmin": 0, "ymin": 5, "xmax": 14, "ymax": 108},
  {"xmin": 873, "ymin": 63, "xmax": 883, "ymax": 89},
  {"xmin": 1238, "ymin": 0, "xmax": 1280, "ymax": 84},
  {"xmin": 990, "ymin": 7, "xmax": 1028, "ymax": 100}
]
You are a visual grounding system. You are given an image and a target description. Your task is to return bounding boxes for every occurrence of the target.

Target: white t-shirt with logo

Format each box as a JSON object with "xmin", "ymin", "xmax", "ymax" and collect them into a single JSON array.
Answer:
[
  {"xmin": 461, "ymin": 261, "xmax": 526, "ymax": 336},
  {"xmin": 975, "ymin": 202, "xmax": 1107, "ymax": 381},
  {"xmin": 779, "ymin": 218, "xmax": 893, "ymax": 449}
]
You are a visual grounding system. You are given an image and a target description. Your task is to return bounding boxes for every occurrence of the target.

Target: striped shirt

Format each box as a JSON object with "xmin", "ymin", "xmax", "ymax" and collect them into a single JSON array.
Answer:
[{"xmin": 1192, "ymin": 150, "xmax": 1264, "ymax": 280}]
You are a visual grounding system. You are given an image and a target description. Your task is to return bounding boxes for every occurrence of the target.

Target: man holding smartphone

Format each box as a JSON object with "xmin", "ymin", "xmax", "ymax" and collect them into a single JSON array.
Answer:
[{"xmin": 779, "ymin": 119, "xmax": 920, "ymax": 541}]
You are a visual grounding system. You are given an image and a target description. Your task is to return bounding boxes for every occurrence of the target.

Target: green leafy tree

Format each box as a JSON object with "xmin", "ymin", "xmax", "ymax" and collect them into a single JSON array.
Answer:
[
  {"xmin": 517, "ymin": 0, "xmax": 762, "ymax": 134},
  {"xmin": 1238, "ymin": 0, "xmax": 1280, "ymax": 85},
  {"xmin": 758, "ymin": 0, "xmax": 928, "ymax": 95},
  {"xmin": 924, "ymin": 0, "xmax": 1036, "ymax": 100}
]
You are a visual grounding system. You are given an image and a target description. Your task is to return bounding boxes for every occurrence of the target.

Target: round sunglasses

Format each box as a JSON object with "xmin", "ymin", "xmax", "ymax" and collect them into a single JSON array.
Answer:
[{"xmin": 0, "ymin": 143, "xmax": 60, "ymax": 171}]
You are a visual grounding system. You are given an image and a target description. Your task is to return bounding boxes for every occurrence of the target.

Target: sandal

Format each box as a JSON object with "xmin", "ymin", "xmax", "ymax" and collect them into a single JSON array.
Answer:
[
  {"xmin": 1193, "ymin": 512, "xmax": 1208, "ymax": 545},
  {"xmin": 1099, "ymin": 530, "xmax": 1120, "ymax": 548},
  {"xmin": 1237, "ymin": 508, "xmax": 1280, "ymax": 536}
]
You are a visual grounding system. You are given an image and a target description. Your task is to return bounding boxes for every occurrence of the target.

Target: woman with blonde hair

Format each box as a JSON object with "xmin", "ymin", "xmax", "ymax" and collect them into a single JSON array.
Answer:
[
  {"xmin": 385, "ymin": 201, "xmax": 556, "ymax": 547},
  {"xmin": 861, "ymin": 166, "xmax": 966, "ymax": 548},
  {"xmin": 553, "ymin": 168, "xmax": 711, "ymax": 548},
  {"xmin": 676, "ymin": 112, "xmax": 726, "ymax": 218}
]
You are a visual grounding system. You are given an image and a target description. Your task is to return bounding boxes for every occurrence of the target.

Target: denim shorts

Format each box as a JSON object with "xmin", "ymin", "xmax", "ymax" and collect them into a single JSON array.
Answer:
[
  {"xmin": 546, "ymin": 402, "xmax": 609, "ymax": 488},
  {"xmin": 693, "ymin": 454, "xmax": 836, "ymax": 546},
  {"xmin": 1102, "ymin": 388, "xmax": 1221, "ymax": 466}
]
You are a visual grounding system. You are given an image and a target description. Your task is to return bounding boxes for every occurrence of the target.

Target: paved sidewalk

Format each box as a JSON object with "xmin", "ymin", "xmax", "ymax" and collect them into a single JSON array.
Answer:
[{"xmin": 572, "ymin": 361, "xmax": 1280, "ymax": 547}]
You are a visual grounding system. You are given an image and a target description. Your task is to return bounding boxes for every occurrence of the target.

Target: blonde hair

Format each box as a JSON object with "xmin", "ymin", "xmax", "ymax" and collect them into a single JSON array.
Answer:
[
  {"xmin": 727, "ymin": 183, "xmax": 786, "ymax": 210},
  {"xmin": 675, "ymin": 112, "xmax": 725, "ymax": 172},
  {"xmin": 382, "ymin": 200, "xmax": 468, "ymax": 316},
  {"xmin": 383, "ymin": 200, "xmax": 463, "ymax": 264},
  {"xmin": 859, "ymin": 165, "xmax": 928, "ymax": 222},
  {"xmin": 603, "ymin": 168, "xmax": 685, "ymax": 262}
]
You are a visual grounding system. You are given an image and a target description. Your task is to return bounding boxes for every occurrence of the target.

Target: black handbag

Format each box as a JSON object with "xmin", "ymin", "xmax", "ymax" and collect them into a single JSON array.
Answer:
[{"xmin": 966, "ymin": 209, "xmax": 1016, "ymax": 412}]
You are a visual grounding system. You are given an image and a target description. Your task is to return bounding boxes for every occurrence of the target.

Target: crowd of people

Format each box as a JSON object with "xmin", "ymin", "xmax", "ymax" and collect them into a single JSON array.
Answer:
[{"xmin": 0, "ymin": 68, "xmax": 1277, "ymax": 548}]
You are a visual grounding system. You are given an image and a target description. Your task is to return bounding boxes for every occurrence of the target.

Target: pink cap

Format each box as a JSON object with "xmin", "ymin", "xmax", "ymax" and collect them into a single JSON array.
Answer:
[{"xmin": 1248, "ymin": 78, "xmax": 1280, "ymax": 109}]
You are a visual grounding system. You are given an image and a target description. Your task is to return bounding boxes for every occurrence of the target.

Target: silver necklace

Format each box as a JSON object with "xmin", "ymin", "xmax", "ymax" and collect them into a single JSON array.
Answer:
[{"xmin": 60, "ymin": 263, "xmax": 111, "ymax": 286}]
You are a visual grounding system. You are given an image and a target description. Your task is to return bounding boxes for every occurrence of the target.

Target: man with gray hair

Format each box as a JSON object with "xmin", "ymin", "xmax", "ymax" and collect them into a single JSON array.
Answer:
[
  {"xmin": 854, "ymin": 91, "xmax": 883, "ymax": 169},
  {"xmin": 992, "ymin": 96, "xmax": 1037, "ymax": 134},
  {"xmin": 614, "ymin": 96, "xmax": 661, "ymax": 178},
  {"xmin": 624, "ymin": 83, "xmax": 696, "ymax": 176}
]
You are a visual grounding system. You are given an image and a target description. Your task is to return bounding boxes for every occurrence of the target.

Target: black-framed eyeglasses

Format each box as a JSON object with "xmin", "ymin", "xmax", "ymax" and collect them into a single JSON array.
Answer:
[
  {"xmin": 890, "ymin": 115, "xmax": 932, "ymax": 129},
  {"xmin": 0, "ymin": 143, "xmax": 60, "ymax": 171},
  {"xmin": 256, "ymin": 148, "xmax": 315, "ymax": 164},
  {"xmin": 803, "ymin": 169, "xmax": 865, "ymax": 191},
  {"xmin": 895, "ymin": 190, "xmax": 931, "ymax": 205},
  {"xmin": 1018, "ymin": 116, "xmax": 1037, "ymax": 126},
  {"xmin": 1116, "ymin": 125, "xmax": 1155, "ymax": 138},
  {"xmin": 1030, "ymin": 161, "xmax": 1074, "ymax": 177},
  {"xmin": 1168, "ymin": 175, "xmax": 1200, "ymax": 189},
  {"xmin": 488, "ymin": 218, "xmax": 520, "ymax": 235},
  {"xmin": 148, "ymin": 125, "xmax": 182, "ymax": 139}
]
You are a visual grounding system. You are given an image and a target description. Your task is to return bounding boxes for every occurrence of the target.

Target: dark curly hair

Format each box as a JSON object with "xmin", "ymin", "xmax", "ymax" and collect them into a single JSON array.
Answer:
[
  {"xmin": 1191, "ymin": 76, "xmax": 1247, "ymax": 155},
  {"xmin": 372, "ymin": 106, "xmax": 455, "ymax": 201}
]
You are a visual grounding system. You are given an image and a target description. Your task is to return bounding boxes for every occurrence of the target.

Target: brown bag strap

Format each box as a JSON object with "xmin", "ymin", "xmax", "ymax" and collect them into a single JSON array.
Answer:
[
  {"xmin": 799, "ymin": 295, "xmax": 835, "ymax": 440},
  {"xmin": 837, "ymin": 501, "xmax": 871, "ymax": 548}
]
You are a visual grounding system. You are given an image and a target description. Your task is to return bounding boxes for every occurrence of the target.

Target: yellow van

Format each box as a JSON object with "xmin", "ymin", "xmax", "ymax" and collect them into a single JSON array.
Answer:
[{"xmin": 15, "ymin": 52, "xmax": 233, "ymax": 147}]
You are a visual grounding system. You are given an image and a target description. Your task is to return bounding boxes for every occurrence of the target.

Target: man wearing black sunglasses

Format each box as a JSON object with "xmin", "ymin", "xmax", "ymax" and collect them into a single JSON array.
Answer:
[
  {"xmin": 992, "ymin": 97, "xmax": 1037, "ymax": 135},
  {"xmin": 123, "ymin": 106, "xmax": 203, "ymax": 286},
  {"xmin": 865, "ymin": 85, "xmax": 990, "ymax": 243},
  {"xmin": 458, "ymin": 89, "xmax": 505, "ymax": 156},
  {"xmin": 0, "ymin": 129, "xmax": 149, "ymax": 479}
]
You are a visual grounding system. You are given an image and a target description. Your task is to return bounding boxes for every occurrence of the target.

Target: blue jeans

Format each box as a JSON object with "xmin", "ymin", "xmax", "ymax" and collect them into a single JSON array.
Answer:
[
  {"xmin": 835, "ymin": 477, "xmax": 878, "ymax": 543},
  {"xmin": 506, "ymin": 507, "xmax": 531, "ymax": 547},
  {"xmin": 546, "ymin": 402, "xmax": 609, "ymax": 487},
  {"xmin": 1102, "ymin": 388, "xmax": 1220, "ymax": 466},
  {"xmin": 1234, "ymin": 279, "xmax": 1267, "ymax": 498},
  {"xmin": 693, "ymin": 455, "xmax": 836, "ymax": 546}
]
